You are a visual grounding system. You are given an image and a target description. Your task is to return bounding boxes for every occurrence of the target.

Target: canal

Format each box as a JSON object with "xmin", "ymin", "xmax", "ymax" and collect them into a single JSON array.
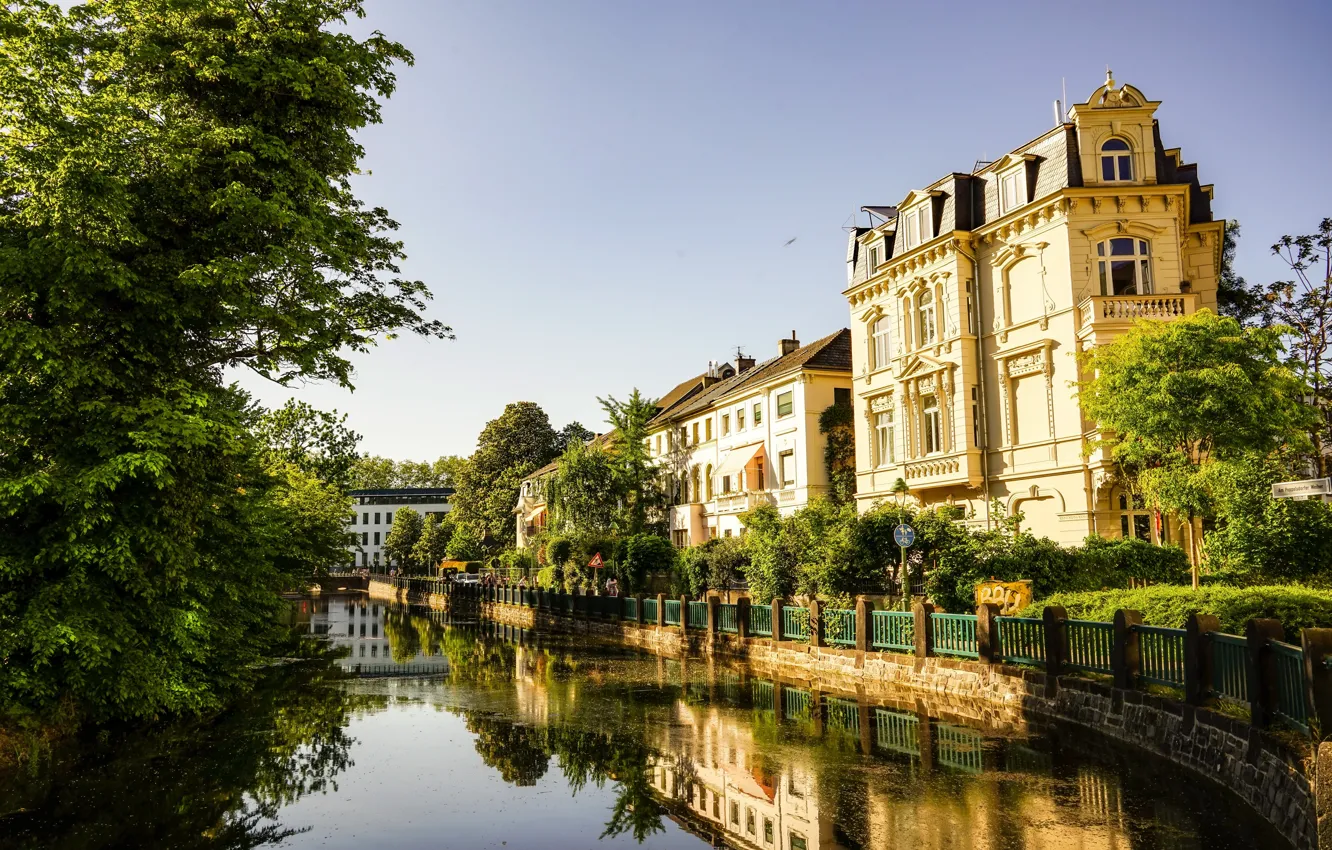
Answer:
[{"xmin": 0, "ymin": 593, "xmax": 1289, "ymax": 849}]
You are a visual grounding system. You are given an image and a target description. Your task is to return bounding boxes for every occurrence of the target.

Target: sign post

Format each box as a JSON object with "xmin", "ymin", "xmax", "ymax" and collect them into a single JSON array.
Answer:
[
  {"xmin": 1272, "ymin": 479, "xmax": 1332, "ymax": 500},
  {"xmin": 893, "ymin": 524, "xmax": 916, "ymax": 601}
]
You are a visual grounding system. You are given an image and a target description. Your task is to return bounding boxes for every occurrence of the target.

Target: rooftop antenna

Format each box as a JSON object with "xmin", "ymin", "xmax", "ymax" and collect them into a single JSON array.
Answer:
[{"xmin": 1062, "ymin": 76, "xmax": 1067, "ymax": 117}]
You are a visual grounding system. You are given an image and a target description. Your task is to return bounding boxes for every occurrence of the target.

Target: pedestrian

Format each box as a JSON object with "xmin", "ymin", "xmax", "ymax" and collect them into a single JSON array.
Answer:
[{"xmin": 606, "ymin": 577, "xmax": 619, "ymax": 597}]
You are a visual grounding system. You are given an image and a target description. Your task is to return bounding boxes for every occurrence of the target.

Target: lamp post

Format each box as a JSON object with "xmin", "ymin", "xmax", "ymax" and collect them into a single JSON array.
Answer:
[{"xmin": 891, "ymin": 478, "xmax": 910, "ymax": 606}]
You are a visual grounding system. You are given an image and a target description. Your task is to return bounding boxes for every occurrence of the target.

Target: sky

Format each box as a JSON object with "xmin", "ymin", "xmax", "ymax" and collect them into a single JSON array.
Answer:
[{"xmin": 236, "ymin": 0, "xmax": 1332, "ymax": 460}]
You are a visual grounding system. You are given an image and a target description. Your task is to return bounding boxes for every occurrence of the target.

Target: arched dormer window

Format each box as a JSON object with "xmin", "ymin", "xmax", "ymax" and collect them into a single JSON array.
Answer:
[
  {"xmin": 1100, "ymin": 138, "xmax": 1133, "ymax": 182},
  {"xmin": 1096, "ymin": 238, "xmax": 1152, "ymax": 296},
  {"xmin": 871, "ymin": 316, "xmax": 892, "ymax": 370},
  {"xmin": 916, "ymin": 291, "xmax": 936, "ymax": 346}
]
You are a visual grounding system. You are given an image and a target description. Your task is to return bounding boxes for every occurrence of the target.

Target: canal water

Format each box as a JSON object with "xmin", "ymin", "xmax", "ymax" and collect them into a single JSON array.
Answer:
[{"xmin": 0, "ymin": 593, "xmax": 1289, "ymax": 849}]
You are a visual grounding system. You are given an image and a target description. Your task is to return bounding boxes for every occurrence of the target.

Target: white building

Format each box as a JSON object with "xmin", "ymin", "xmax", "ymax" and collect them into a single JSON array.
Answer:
[{"xmin": 347, "ymin": 487, "xmax": 453, "ymax": 569}]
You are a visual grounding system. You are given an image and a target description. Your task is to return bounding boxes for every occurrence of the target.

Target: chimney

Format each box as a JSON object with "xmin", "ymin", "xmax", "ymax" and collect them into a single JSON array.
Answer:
[
  {"xmin": 778, "ymin": 330, "xmax": 800, "ymax": 357},
  {"xmin": 736, "ymin": 354, "xmax": 755, "ymax": 373}
]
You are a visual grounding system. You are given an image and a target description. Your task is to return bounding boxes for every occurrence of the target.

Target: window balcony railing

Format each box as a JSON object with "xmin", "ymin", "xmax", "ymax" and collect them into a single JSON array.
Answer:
[
  {"xmin": 902, "ymin": 449, "xmax": 981, "ymax": 488},
  {"xmin": 715, "ymin": 491, "xmax": 775, "ymax": 514},
  {"xmin": 1077, "ymin": 293, "xmax": 1198, "ymax": 339}
]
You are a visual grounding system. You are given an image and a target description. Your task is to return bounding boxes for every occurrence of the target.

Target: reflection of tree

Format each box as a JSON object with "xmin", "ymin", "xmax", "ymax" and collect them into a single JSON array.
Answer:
[
  {"xmin": 384, "ymin": 610, "xmax": 422, "ymax": 663},
  {"xmin": 465, "ymin": 713, "xmax": 551, "ymax": 786},
  {"xmin": 0, "ymin": 663, "xmax": 378, "ymax": 848}
]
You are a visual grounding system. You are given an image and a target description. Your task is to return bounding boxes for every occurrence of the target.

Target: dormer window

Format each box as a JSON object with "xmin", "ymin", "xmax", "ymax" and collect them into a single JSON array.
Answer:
[
  {"xmin": 999, "ymin": 169, "xmax": 1025, "ymax": 214},
  {"xmin": 1100, "ymin": 138, "xmax": 1133, "ymax": 182},
  {"xmin": 900, "ymin": 204, "xmax": 932, "ymax": 251},
  {"xmin": 867, "ymin": 244, "xmax": 882, "ymax": 274}
]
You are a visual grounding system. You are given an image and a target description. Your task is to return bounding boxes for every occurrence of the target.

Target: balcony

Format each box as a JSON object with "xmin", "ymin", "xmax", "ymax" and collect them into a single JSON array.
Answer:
[
  {"xmin": 902, "ymin": 449, "xmax": 983, "ymax": 489},
  {"xmin": 1077, "ymin": 293, "xmax": 1198, "ymax": 342},
  {"xmin": 715, "ymin": 491, "xmax": 775, "ymax": 514}
]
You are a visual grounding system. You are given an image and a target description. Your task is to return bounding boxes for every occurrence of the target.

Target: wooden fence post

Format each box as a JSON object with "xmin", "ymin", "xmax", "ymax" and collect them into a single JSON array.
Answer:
[
  {"xmin": 912, "ymin": 600, "xmax": 935, "ymax": 658},
  {"xmin": 707, "ymin": 595, "xmax": 720, "ymax": 639},
  {"xmin": 1112, "ymin": 609, "xmax": 1143, "ymax": 690},
  {"xmin": 809, "ymin": 599, "xmax": 825, "ymax": 648},
  {"xmin": 1246, "ymin": 618, "xmax": 1285, "ymax": 729},
  {"xmin": 737, "ymin": 597, "xmax": 752, "ymax": 640},
  {"xmin": 1299, "ymin": 628, "xmax": 1332, "ymax": 737},
  {"xmin": 679, "ymin": 595, "xmax": 689, "ymax": 635},
  {"xmin": 855, "ymin": 597, "xmax": 872, "ymax": 654},
  {"xmin": 1043, "ymin": 606, "xmax": 1068, "ymax": 678},
  {"xmin": 975, "ymin": 602, "xmax": 1000, "ymax": 663},
  {"xmin": 656, "ymin": 593, "xmax": 667, "ymax": 628},
  {"xmin": 772, "ymin": 597, "xmax": 784, "ymax": 645},
  {"xmin": 1184, "ymin": 613, "xmax": 1221, "ymax": 705}
]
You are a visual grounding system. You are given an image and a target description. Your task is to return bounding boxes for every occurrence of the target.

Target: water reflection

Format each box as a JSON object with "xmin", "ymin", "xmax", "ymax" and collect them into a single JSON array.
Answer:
[{"xmin": 0, "ymin": 594, "xmax": 1291, "ymax": 850}]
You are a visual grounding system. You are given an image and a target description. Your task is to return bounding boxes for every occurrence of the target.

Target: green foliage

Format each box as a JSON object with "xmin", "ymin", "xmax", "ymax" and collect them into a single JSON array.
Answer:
[
  {"xmin": 818, "ymin": 399, "xmax": 856, "ymax": 505},
  {"xmin": 555, "ymin": 422, "xmax": 596, "ymax": 455},
  {"xmin": 256, "ymin": 400, "xmax": 362, "ymax": 491},
  {"xmin": 451, "ymin": 402, "xmax": 559, "ymax": 550},
  {"xmin": 1020, "ymin": 585, "xmax": 1332, "ymax": 635},
  {"xmin": 617, "ymin": 534, "xmax": 676, "ymax": 593},
  {"xmin": 349, "ymin": 455, "xmax": 465, "ymax": 490},
  {"xmin": 547, "ymin": 439, "xmax": 617, "ymax": 535},
  {"xmin": 411, "ymin": 514, "xmax": 452, "ymax": 572},
  {"xmin": 545, "ymin": 536, "xmax": 573, "ymax": 568},
  {"xmin": 600, "ymin": 390, "xmax": 668, "ymax": 535},
  {"xmin": 0, "ymin": 0, "xmax": 442, "ymax": 722},
  {"xmin": 675, "ymin": 537, "xmax": 746, "ymax": 597},
  {"xmin": 264, "ymin": 460, "xmax": 357, "ymax": 578},
  {"xmin": 382, "ymin": 508, "xmax": 424, "ymax": 571},
  {"xmin": 739, "ymin": 505, "xmax": 798, "ymax": 603},
  {"xmin": 444, "ymin": 524, "xmax": 483, "ymax": 562}
]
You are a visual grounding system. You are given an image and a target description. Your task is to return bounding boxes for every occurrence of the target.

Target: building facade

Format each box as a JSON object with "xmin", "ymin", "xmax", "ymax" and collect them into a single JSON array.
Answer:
[
  {"xmin": 843, "ymin": 73, "xmax": 1222, "ymax": 546},
  {"xmin": 347, "ymin": 487, "xmax": 453, "ymax": 569},
  {"xmin": 646, "ymin": 330, "xmax": 853, "ymax": 545}
]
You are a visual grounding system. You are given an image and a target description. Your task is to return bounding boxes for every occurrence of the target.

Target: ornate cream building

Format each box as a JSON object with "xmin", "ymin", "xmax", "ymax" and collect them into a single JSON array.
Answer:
[{"xmin": 844, "ymin": 73, "xmax": 1223, "ymax": 545}]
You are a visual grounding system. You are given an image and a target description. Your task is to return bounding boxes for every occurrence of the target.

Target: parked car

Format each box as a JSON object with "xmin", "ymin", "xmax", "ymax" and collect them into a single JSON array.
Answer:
[{"xmin": 452, "ymin": 573, "xmax": 480, "ymax": 585}]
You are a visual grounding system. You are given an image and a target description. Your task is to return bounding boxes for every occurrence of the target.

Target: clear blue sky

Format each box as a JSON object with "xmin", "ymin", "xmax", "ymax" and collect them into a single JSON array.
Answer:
[{"xmin": 237, "ymin": 0, "xmax": 1332, "ymax": 460}]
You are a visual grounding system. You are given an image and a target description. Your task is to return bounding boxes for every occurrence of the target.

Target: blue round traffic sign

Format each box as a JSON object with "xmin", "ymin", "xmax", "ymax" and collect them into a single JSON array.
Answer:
[{"xmin": 893, "ymin": 524, "xmax": 916, "ymax": 547}]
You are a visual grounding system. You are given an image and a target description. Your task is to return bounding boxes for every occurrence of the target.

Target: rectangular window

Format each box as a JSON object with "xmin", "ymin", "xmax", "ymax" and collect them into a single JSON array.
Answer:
[
  {"xmin": 721, "ymin": 414, "xmax": 730, "ymax": 435},
  {"xmin": 764, "ymin": 818, "xmax": 773, "ymax": 843},
  {"xmin": 722, "ymin": 474, "xmax": 732, "ymax": 494},
  {"xmin": 753, "ymin": 403, "xmax": 762, "ymax": 424},
  {"xmin": 373, "ymin": 532, "xmax": 380, "ymax": 546},
  {"xmin": 776, "ymin": 391, "xmax": 793, "ymax": 418},
  {"xmin": 386, "ymin": 511, "xmax": 394, "ymax": 525},
  {"xmin": 834, "ymin": 387, "xmax": 850, "ymax": 406},
  {"xmin": 737, "ymin": 407, "xmax": 745, "ymax": 429},
  {"xmin": 923, "ymin": 395, "xmax": 942, "ymax": 455},
  {"xmin": 875, "ymin": 409, "xmax": 894, "ymax": 467},
  {"xmin": 692, "ymin": 422, "xmax": 700, "ymax": 444},
  {"xmin": 373, "ymin": 552, "xmax": 380, "ymax": 565},
  {"xmin": 362, "ymin": 532, "xmax": 368, "ymax": 545},
  {"xmin": 746, "ymin": 809, "xmax": 755, "ymax": 835},
  {"xmin": 918, "ymin": 296, "xmax": 937, "ymax": 345},
  {"xmin": 966, "ymin": 281, "xmax": 975, "ymax": 335},
  {"xmin": 790, "ymin": 834, "xmax": 808, "ymax": 850},
  {"xmin": 351, "ymin": 513, "xmax": 357, "ymax": 525},
  {"xmin": 754, "ymin": 458, "xmax": 764, "ymax": 490},
  {"xmin": 363, "ymin": 512, "xmax": 369, "ymax": 524},
  {"xmin": 374, "ymin": 512, "xmax": 381, "ymax": 525},
  {"xmin": 1000, "ymin": 170, "xmax": 1024, "ymax": 213},
  {"xmin": 779, "ymin": 450, "xmax": 795, "ymax": 486},
  {"xmin": 656, "ymin": 435, "xmax": 662, "ymax": 454},
  {"xmin": 730, "ymin": 802, "xmax": 739, "ymax": 825},
  {"xmin": 361, "ymin": 551, "xmax": 368, "ymax": 566},
  {"xmin": 705, "ymin": 418, "xmax": 713, "ymax": 441},
  {"xmin": 867, "ymin": 244, "xmax": 880, "ymax": 273}
]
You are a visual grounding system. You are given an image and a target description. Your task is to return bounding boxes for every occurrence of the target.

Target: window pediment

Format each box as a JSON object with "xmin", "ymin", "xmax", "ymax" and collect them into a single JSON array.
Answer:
[
  {"xmin": 898, "ymin": 188, "xmax": 941, "ymax": 210},
  {"xmin": 1081, "ymin": 220, "xmax": 1166, "ymax": 242},
  {"xmin": 992, "ymin": 152, "xmax": 1037, "ymax": 172}
]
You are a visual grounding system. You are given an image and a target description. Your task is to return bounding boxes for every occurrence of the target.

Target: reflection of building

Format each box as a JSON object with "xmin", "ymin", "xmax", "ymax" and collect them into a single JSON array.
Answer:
[
  {"xmin": 346, "ymin": 488, "xmax": 453, "ymax": 568},
  {"xmin": 843, "ymin": 73, "xmax": 1221, "ymax": 545},
  {"xmin": 305, "ymin": 595, "xmax": 449, "ymax": 674}
]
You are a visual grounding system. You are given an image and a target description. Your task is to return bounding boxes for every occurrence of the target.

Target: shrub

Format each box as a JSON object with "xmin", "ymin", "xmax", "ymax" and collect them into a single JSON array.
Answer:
[
  {"xmin": 445, "ymin": 525, "xmax": 482, "ymax": 561},
  {"xmin": 545, "ymin": 536, "xmax": 572, "ymax": 568},
  {"xmin": 675, "ymin": 538, "xmax": 747, "ymax": 597},
  {"xmin": 498, "ymin": 548, "xmax": 536, "ymax": 573},
  {"xmin": 535, "ymin": 565, "xmax": 559, "ymax": 590},
  {"xmin": 1018, "ymin": 585, "xmax": 1332, "ymax": 635},
  {"xmin": 620, "ymin": 534, "xmax": 676, "ymax": 592}
]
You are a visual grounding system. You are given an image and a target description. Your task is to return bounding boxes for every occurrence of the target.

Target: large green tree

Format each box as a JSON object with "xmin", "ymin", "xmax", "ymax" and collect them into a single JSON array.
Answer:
[
  {"xmin": 256, "ymin": 400, "xmax": 361, "ymax": 491},
  {"xmin": 412, "ymin": 513, "xmax": 453, "ymax": 571},
  {"xmin": 1079, "ymin": 310, "xmax": 1312, "ymax": 577},
  {"xmin": 547, "ymin": 439, "xmax": 617, "ymax": 535},
  {"xmin": 383, "ymin": 507, "xmax": 424, "ymax": 570},
  {"xmin": 600, "ymin": 390, "xmax": 667, "ymax": 535},
  {"xmin": 451, "ymin": 402, "xmax": 558, "ymax": 549},
  {"xmin": 0, "ymin": 0, "xmax": 444, "ymax": 721}
]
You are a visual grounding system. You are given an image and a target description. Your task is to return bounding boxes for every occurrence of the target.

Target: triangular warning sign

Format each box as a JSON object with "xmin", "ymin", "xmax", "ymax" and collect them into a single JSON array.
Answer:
[{"xmin": 588, "ymin": 552, "xmax": 604, "ymax": 569}]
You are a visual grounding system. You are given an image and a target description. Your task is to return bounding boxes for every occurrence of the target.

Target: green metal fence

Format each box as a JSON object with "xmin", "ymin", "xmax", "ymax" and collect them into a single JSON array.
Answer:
[
  {"xmin": 1135, "ymin": 625, "xmax": 1186, "ymax": 688},
  {"xmin": 826, "ymin": 696, "xmax": 860, "ymax": 735},
  {"xmin": 936, "ymin": 723, "xmax": 985, "ymax": 773},
  {"xmin": 824, "ymin": 609, "xmax": 857, "ymax": 646},
  {"xmin": 782, "ymin": 606, "xmax": 810, "ymax": 641},
  {"xmin": 871, "ymin": 610, "xmax": 914, "ymax": 652},
  {"xmin": 687, "ymin": 601, "xmax": 708, "ymax": 629},
  {"xmin": 664, "ymin": 599, "xmax": 681, "ymax": 626},
  {"xmin": 752, "ymin": 679, "xmax": 776, "ymax": 714},
  {"xmin": 1065, "ymin": 619, "xmax": 1115, "ymax": 675},
  {"xmin": 1211, "ymin": 632, "xmax": 1248, "ymax": 703},
  {"xmin": 749, "ymin": 605, "xmax": 773, "ymax": 637},
  {"xmin": 783, "ymin": 686, "xmax": 812, "ymax": 721},
  {"xmin": 623, "ymin": 597, "xmax": 639, "ymax": 621},
  {"xmin": 996, "ymin": 617, "xmax": 1046, "ymax": 666},
  {"xmin": 718, "ymin": 603, "xmax": 738, "ymax": 633},
  {"xmin": 930, "ymin": 613, "xmax": 979, "ymax": 658},
  {"xmin": 1272, "ymin": 640, "xmax": 1310, "ymax": 734},
  {"xmin": 642, "ymin": 598, "xmax": 658, "ymax": 623},
  {"xmin": 874, "ymin": 709, "xmax": 920, "ymax": 756}
]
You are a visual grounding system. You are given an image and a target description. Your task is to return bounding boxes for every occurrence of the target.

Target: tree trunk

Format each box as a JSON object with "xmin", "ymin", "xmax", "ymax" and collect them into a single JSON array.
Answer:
[{"xmin": 1186, "ymin": 513, "xmax": 1200, "ymax": 589}]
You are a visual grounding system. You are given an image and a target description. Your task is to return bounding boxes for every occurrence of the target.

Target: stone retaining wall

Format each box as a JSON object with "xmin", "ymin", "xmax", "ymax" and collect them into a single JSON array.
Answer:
[{"xmin": 367, "ymin": 581, "xmax": 1319, "ymax": 849}]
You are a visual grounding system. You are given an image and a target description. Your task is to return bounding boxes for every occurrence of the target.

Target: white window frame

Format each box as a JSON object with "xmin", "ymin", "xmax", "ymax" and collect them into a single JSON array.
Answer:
[
  {"xmin": 874, "ymin": 407, "xmax": 895, "ymax": 468},
  {"xmin": 917, "ymin": 291, "xmax": 936, "ymax": 346},
  {"xmin": 867, "ymin": 243, "xmax": 881, "ymax": 274},
  {"xmin": 1096, "ymin": 238, "xmax": 1153, "ymax": 296},
  {"xmin": 922, "ymin": 395, "xmax": 942, "ymax": 455},
  {"xmin": 737, "ymin": 406, "xmax": 745, "ymax": 429},
  {"xmin": 1100, "ymin": 138, "xmax": 1134, "ymax": 182},
  {"xmin": 900, "ymin": 203, "xmax": 932, "ymax": 251},
  {"xmin": 779, "ymin": 450, "xmax": 795, "ymax": 486},
  {"xmin": 999, "ymin": 169, "xmax": 1025, "ymax": 214},
  {"xmin": 721, "ymin": 413, "xmax": 730, "ymax": 435},
  {"xmin": 871, "ymin": 315, "xmax": 892, "ymax": 370},
  {"xmin": 776, "ymin": 390, "xmax": 794, "ymax": 418}
]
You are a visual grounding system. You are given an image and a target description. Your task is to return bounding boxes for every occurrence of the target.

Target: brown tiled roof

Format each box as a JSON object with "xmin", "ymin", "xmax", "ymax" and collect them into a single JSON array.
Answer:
[
  {"xmin": 653, "ymin": 329, "xmax": 851, "ymax": 424},
  {"xmin": 653, "ymin": 372, "xmax": 712, "ymax": 417}
]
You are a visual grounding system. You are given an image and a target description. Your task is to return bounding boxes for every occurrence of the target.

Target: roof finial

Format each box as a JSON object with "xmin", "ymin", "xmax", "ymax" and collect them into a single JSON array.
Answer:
[{"xmin": 1105, "ymin": 67, "xmax": 1115, "ymax": 90}]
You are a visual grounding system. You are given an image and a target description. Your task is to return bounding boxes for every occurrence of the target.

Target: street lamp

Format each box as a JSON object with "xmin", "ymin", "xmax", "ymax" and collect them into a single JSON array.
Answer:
[{"xmin": 891, "ymin": 478, "xmax": 910, "ymax": 603}]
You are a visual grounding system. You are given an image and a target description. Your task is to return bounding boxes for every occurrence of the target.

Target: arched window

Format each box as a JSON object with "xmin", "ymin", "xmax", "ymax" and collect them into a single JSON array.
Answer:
[
  {"xmin": 922, "ymin": 395, "xmax": 942, "ymax": 455},
  {"xmin": 871, "ymin": 316, "xmax": 892, "ymax": 370},
  {"xmin": 1117, "ymin": 492, "xmax": 1165, "ymax": 543},
  {"xmin": 690, "ymin": 467, "xmax": 700, "ymax": 503},
  {"xmin": 1100, "ymin": 138, "xmax": 1133, "ymax": 182},
  {"xmin": 704, "ymin": 465, "xmax": 714, "ymax": 501},
  {"xmin": 1097, "ymin": 238, "xmax": 1152, "ymax": 296},
  {"xmin": 917, "ymin": 291, "xmax": 936, "ymax": 346}
]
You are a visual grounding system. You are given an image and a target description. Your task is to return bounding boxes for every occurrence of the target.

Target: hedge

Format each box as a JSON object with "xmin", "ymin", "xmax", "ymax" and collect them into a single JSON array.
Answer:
[{"xmin": 1018, "ymin": 585, "xmax": 1332, "ymax": 635}]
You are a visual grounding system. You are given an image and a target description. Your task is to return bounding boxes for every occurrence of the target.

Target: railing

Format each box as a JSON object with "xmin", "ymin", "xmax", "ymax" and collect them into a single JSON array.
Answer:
[
  {"xmin": 623, "ymin": 597, "xmax": 639, "ymax": 622},
  {"xmin": 904, "ymin": 454, "xmax": 964, "ymax": 482},
  {"xmin": 874, "ymin": 709, "xmax": 921, "ymax": 756},
  {"xmin": 664, "ymin": 599, "xmax": 682, "ymax": 626},
  {"xmin": 936, "ymin": 723, "xmax": 985, "ymax": 773},
  {"xmin": 783, "ymin": 687, "xmax": 812, "ymax": 721},
  {"xmin": 687, "ymin": 601, "xmax": 708, "ymax": 629},
  {"xmin": 749, "ymin": 605, "xmax": 773, "ymax": 637},
  {"xmin": 996, "ymin": 617, "xmax": 1046, "ymax": 666},
  {"xmin": 752, "ymin": 679, "xmax": 776, "ymax": 714},
  {"xmin": 1272, "ymin": 640, "xmax": 1310, "ymax": 734},
  {"xmin": 871, "ymin": 610, "xmax": 914, "ymax": 652},
  {"xmin": 1134, "ymin": 625, "xmax": 1186, "ymax": 688},
  {"xmin": 781, "ymin": 606, "xmax": 810, "ymax": 641},
  {"xmin": 642, "ymin": 598, "xmax": 659, "ymax": 623},
  {"xmin": 718, "ymin": 603, "xmax": 738, "ymax": 634},
  {"xmin": 826, "ymin": 696, "xmax": 859, "ymax": 734},
  {"xmin": 1065, "ymin": 619, "xmax": 1115, "ymax": 675},
  {"xmin": 930, "ymin": 613, "xmax": 979, "ymax": 658},
  {"xmin": 1079, "ymin": 293, "xmax": 1197, "ymax": 327},
  {"xmin": 824, "ymin": 609, "xmax": 856, "ymax": 647},
  {"xmin": 1211, "ymin": 633, "xmax": 1249, "ymax": 703},
  {"xmin": 715, "ymin": 491, "xmax": 774, "ymax": 514}
]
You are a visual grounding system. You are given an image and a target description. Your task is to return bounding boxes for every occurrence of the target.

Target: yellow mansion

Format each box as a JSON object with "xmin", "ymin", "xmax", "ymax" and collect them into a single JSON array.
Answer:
[{"xmin": 844, "ymin": 73, "xmax": 1223, "ymax": 545}]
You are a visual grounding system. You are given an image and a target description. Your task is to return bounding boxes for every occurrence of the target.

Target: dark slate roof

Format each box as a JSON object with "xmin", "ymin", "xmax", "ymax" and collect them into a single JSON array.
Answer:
[
  {"xmin": 653, "ymin": 329, "xmax": 852, "ymax": 424},
  {"xmin": 349, "ymin": 488, "xmax": 455, "ymax": 497},
  {"xmin": 653, "ymin": 372, "xmax": 715, "ymax": 417}
]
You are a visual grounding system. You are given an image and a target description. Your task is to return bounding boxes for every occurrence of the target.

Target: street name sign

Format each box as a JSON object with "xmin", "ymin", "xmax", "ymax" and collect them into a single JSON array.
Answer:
[{"xmin": 1271, "ymin": 478, "xmax": 1332, "ymax": 499}]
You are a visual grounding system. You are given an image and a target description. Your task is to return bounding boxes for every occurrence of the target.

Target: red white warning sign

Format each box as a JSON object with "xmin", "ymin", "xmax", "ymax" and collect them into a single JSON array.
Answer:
[{"xmin": 588, "ymin": 552, "xmax": 604, "ymax": 569}]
